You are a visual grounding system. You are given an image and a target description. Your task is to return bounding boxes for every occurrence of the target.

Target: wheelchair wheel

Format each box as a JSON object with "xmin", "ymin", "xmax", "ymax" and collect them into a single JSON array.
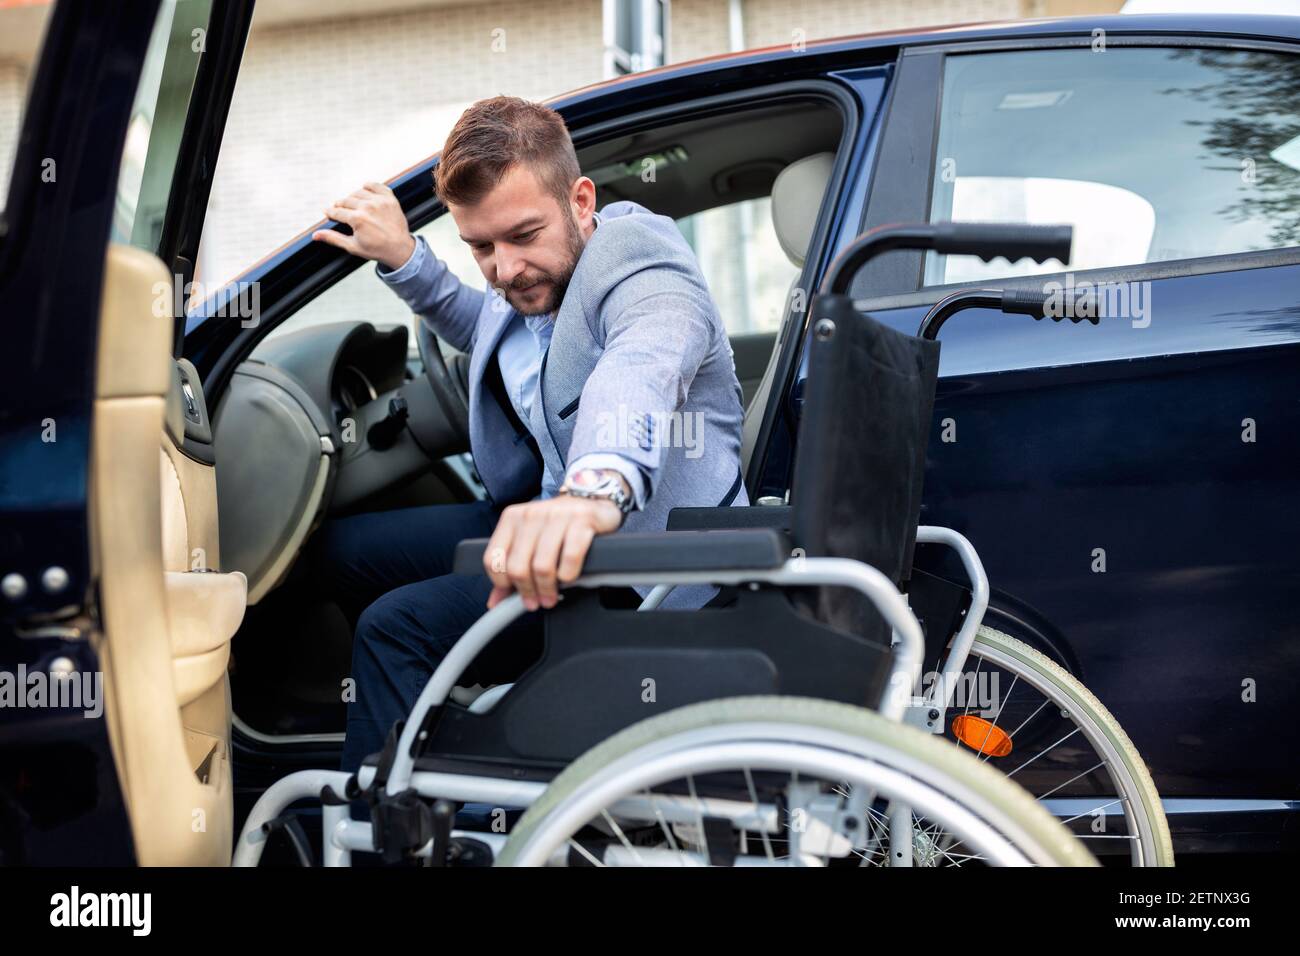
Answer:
[
  {"xmin": 495, "ymin": 696, "xmax": 1096, "ymax": 867},
  {"xmin": 940, "ymin": 626, "xmax": 1174, "ymax": 866}
]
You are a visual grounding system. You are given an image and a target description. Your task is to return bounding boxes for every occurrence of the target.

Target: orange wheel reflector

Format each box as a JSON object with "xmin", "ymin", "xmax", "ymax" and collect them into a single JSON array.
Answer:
[{"xmin": 951, "ymin": 714, "xmax": 1013, "ymax": 757}]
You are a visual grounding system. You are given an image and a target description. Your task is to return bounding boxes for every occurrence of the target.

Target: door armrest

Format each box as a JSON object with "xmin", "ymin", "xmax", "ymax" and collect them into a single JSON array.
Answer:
[{"xmin": 164, "ymin": 570, "xmax": 247, "ymax": 657}]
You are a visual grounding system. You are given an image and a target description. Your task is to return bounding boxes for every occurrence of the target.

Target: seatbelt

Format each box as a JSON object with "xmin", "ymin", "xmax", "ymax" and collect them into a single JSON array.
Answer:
[{"xmin": 717, "ymin": 466, "xmax": 744, "ymax": 507}]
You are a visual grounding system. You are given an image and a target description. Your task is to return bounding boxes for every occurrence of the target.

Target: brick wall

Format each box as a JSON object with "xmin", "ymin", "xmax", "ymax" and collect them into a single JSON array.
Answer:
[
  {"xmin": 742, "ymin": 0, "xmax": 1024, "ymax": 48},
  {"xmin": 0, "ymin": 62, "xmax": 29, "ymax": 204},
  {"xmin": 200, "ymin": 0, "xmax": 603, "ymax": 290}
]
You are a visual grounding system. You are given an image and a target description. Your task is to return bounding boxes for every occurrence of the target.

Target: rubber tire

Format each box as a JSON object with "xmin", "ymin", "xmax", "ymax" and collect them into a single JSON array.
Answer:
[
  {"xmin": 496, "ymin": 695, "xmax": 1097, "ymax": 867},
  {"xmin": 969, "ymin": 625, "xmax": 1175, "ymax": 866}
]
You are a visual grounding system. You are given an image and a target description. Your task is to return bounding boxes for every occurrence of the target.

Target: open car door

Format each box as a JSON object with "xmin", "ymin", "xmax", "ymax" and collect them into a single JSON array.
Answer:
[{"xmin": 0, "ymin": 0, "xmax": 253, "ymax": 865}]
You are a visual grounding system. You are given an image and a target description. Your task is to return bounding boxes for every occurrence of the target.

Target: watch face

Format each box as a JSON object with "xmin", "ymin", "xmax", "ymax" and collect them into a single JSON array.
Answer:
[{"xmin": 571, "ymin": 468, "xmax": 603, "ymax": 489}]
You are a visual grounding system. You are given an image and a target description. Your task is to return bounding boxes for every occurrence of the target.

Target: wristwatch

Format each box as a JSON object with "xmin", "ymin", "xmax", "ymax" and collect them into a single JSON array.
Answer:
[{"xmin": 561, "ymin": 467, "xmax": 635, "ymax": 519}]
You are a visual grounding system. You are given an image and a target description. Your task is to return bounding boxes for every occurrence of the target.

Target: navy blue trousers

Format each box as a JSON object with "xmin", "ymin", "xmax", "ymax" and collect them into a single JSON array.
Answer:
[{"xmin": 309, "ymin": 499, "xmax": 547, "ymax": 775}]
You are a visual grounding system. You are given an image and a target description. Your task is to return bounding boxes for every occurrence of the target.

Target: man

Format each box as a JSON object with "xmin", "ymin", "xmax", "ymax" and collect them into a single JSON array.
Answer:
[{"xmin": 311, "ymin": 96, "xmax": 748, "ymax": 774}]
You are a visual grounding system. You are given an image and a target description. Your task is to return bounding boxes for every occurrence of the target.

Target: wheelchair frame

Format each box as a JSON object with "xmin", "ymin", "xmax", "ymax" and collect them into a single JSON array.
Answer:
[{"xmin": 234, "ymin": 526, "xmax": 993, "ymax": 867}]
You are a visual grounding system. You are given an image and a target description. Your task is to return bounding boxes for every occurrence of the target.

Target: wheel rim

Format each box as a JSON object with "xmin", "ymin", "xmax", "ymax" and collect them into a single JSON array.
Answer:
[
  {"xmin": 941, "ymin": 639, "xmax": 1159, "ymax": 866},
  {"xmin": 509, "ymin": 724, "xmax": 1064, "ymax": 867}
]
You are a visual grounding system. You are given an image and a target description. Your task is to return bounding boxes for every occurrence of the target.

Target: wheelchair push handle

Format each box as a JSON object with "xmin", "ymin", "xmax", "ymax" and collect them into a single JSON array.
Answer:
[
  {"xmin": 917, "ymin": 286, "xmax": 1102, "ymax": 341},
  {"xmin": 932, "ymin": 223, "xmax": 1073, "ymax": 270},
  {"xmin": 820, "ymin": 221, "xmax": 1073, "ymax": 296},
  {"xmin": 1001, "ymin": 287, "xmax": 1098, "ymax": 323}
]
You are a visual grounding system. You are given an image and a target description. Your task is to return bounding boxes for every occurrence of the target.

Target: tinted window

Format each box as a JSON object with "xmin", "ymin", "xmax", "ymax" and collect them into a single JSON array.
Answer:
[
  {"xmin": 112, "ymin": 0, "xmax": 214, "ymax": 255},
  {"xmin": 926, "ymin": 47, "xmax": 1300, "ymax": 286}
]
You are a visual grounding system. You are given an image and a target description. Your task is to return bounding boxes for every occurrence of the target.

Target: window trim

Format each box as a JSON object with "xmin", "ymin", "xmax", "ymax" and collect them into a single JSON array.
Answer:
[
  {"xmin": 851, "ymin": 244, "xmax": 1300, "ymax": 316},
  {"xmin": 856, "ymin": 34, "xmax": 1300, "ymax": 306},
  {"xmin": 854, "ymin": 49, "xmax": 942, "ymax": 299}
]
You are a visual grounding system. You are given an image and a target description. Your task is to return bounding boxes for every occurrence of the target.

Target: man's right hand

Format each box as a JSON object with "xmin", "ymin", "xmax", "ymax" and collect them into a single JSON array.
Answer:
[{"xmin": 313, "ymin": 182, "xmax": 416, "ymax": 271}]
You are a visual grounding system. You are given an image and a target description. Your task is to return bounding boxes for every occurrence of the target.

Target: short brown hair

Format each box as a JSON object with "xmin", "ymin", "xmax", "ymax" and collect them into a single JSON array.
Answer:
[{"xmin": 433, "ymin": 96, "xmax": 580, "ymax": 209}]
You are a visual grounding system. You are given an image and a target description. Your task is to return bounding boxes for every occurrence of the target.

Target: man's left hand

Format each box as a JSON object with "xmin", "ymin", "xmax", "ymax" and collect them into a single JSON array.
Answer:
[{"xmin": 484, "ymin": 494, "xmax": 624, "ymax": 611}]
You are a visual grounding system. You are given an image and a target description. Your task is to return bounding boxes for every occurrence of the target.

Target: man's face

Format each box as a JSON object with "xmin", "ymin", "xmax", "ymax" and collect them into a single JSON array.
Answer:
[{"xmin": 449, "ymin": 164, "xmax": 594, "ymax": 317}]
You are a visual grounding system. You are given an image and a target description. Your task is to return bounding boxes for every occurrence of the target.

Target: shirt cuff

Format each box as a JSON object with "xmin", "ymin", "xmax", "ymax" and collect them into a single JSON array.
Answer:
[
  {"xmin": 375, "ymin": 235, "xmax": 425, "ymax": 283},
  {"xmin": 565, "ymin": 454, "xmax": 648, "ymax": 511}
]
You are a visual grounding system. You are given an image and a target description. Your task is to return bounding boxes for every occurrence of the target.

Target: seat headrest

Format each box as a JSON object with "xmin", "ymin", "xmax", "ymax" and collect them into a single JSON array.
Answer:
[{"xmin": 771, "ymin": 152, "xmax": 835, "ymax": 267}]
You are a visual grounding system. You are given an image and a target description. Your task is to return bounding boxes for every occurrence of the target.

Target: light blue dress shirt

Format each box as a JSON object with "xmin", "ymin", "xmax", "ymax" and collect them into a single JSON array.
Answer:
[{"xmin": 385, "ymin": 210, "xmax": 647, "ymax": 508}]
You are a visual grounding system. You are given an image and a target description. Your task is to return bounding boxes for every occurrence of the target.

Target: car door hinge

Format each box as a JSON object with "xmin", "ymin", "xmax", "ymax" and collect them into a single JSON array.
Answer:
[{"xmin": 14, "ymin": 606, "xmax": 94, "ymax": 641}]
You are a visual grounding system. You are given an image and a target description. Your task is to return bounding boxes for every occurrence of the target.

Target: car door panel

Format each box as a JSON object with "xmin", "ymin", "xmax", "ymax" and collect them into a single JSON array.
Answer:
[
  {"xmin": 828, "ymin": 39, "xmax": 1300, "ymax": 813},
  {"xmin": 0, "ymin": 0, "xmax": 174, "ymax": 866},
  {"xmin": 93, "ymin": 243, "xmax": 240, "ymax": 865},
  {"xmin": 0, "ymin": 0, "xmax": 255, "ymax": 865},
  {"xmin": 869, "ymin": 291, "xmax": 1300, "ymax": 799}
]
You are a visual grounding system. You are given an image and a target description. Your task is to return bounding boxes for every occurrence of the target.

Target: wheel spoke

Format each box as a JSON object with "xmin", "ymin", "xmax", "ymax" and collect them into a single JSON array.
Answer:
[
  {"xmin": 977, "ymin": 673, "xmax": 1020, "ymax": 761},
  {"xmin": 962, "ymin": 656, "xmax": 984, "ymax": 720},
  {"xmin": 567, "ymin": 837, "xmax": 605, "ymax": 867},
  {"xmin": 1034, "ymin": 760, "xmax": 1108, "ymax": 801},
  {"xmin": 999, "ymin": 697, "xmax": 1052, "ymax": 745},
  {"xmin": 685, "ymin": 773, "xmax": 711, "ymax": 866},
  {"xmin": 650, "ymin": 797, "xmax": 685, "ymax": 863},
  {"xmin": 1003, "ymin": 727, "xmax": 1082, "ymax": 778},
  {"xmin": 1057, "ymin": 797, "xmax": 1124, "ymax": 826},
  {"xmin": 599, "ymin": 808, "xmax": 646, "ymax": 866},
  {"xmin": 743, "ymin": 767, "xmax": 776, "ymax": 863}
]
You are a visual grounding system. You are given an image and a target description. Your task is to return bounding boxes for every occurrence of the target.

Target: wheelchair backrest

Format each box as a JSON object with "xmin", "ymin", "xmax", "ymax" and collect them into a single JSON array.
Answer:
[{"xmin": 788, "ymin": 292, "xmax": 941, "ymax": 640}]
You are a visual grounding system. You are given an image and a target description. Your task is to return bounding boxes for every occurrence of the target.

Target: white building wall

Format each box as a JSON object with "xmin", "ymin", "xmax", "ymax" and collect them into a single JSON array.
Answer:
[
  {"xmin": 201, "ymin": 0, "xmax": 604, "ymax": 290},
  {"xmin": 742, "ymin": 0, "xmax": 1025, "ymax": 47},
  {"xmin": 0, "ymin": 62, "xmax": 30, "ymax": 205}
]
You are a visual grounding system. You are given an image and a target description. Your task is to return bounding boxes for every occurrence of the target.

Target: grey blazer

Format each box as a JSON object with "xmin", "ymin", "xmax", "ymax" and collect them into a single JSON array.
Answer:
[{"xmin": 380, "ymin": 200, "xmax": 750, "ymax": 607}]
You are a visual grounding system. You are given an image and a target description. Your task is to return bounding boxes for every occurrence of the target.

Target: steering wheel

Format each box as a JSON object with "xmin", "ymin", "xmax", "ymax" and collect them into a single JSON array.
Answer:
[{"xmin": 415, "ymin": 317, "xmax": 471, "ymax": 448}]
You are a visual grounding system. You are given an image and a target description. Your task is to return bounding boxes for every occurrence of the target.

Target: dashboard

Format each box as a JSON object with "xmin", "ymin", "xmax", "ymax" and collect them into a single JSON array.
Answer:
[
  {"xmin": 209, "ymin": 321, "xmax": 469, "ymax": 602},
  {"xmin": 333, "ymin": 363, "xmax": 380, "ymax": 419}
]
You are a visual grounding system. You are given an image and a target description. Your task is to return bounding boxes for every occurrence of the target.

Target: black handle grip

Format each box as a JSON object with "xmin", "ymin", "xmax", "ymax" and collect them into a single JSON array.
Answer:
[
  {"xmin": 821, "ymin": 222, "xmax": 1074, "ymax": 295},
  {"xmin": 1001, "ymin": 288, "xmax": 1099, "ymax": 325},
  {"xmin": 933, "ymin": 223, "xmax": 1073, "ymax": 266},
  {"xmin": 917, "ymin": 284, "xmax": 1100, "ymax": 339},
  {"xmin": 1000, "ymin": 288, "xmax": 1050, "ymax": 316}
]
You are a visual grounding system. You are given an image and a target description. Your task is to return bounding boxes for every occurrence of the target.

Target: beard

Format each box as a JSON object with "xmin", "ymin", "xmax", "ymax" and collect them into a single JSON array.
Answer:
[{"xmin": 500, "ymin": 212, "xmax": 586, "ymax": 317}]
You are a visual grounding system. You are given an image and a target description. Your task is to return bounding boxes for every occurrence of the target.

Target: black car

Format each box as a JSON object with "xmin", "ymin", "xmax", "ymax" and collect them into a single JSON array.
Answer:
[{"xmin": 1, "ymin": 1, "xmax": 1297, "ymax": 865}]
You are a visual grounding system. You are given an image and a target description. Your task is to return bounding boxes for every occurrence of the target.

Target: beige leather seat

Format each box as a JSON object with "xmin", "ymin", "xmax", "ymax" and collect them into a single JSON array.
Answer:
[
  {"xmin": 741, "ymin": 152, "xmax": 835, "ymax": 476},
  {"xmin": 90, "ymin": 244, "xmax": 247, "ymax": 865}
]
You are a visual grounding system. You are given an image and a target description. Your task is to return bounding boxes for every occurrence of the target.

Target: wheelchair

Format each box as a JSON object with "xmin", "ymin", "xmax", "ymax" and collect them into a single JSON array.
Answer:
[{"xmin": 235, "ymin": 222, "xmax": 1170, "ymax": 867}]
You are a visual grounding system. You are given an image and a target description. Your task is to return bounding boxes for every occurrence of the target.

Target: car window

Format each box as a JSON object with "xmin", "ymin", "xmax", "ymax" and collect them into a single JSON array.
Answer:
[
  {"xmin": 0, "ymin": 1, "xmax": 53, "ymax": 217},
  {"xmin": 676, "ymin": 196, "xmax": 800, "ymax": 336},
  {"xmin": 111, "ymin": 0, "xmax": 215, "ymax": 256},
  {"xmin": 269, "ymin": 193, "xmax": 799, "ymax": 346},
  {"xmin": 925, "ymin": 47, "xmax": 1300, "ymax": 286}
]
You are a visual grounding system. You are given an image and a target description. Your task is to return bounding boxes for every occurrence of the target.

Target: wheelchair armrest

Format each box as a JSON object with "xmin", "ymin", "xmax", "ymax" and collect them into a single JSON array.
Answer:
[
  {"xmin": 453, "ymin": 528, "xmax": 792, "ymax": 577},
  {"xmin": 667, "ymin": 504, "xmax": 792, "ymax": 532}
]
